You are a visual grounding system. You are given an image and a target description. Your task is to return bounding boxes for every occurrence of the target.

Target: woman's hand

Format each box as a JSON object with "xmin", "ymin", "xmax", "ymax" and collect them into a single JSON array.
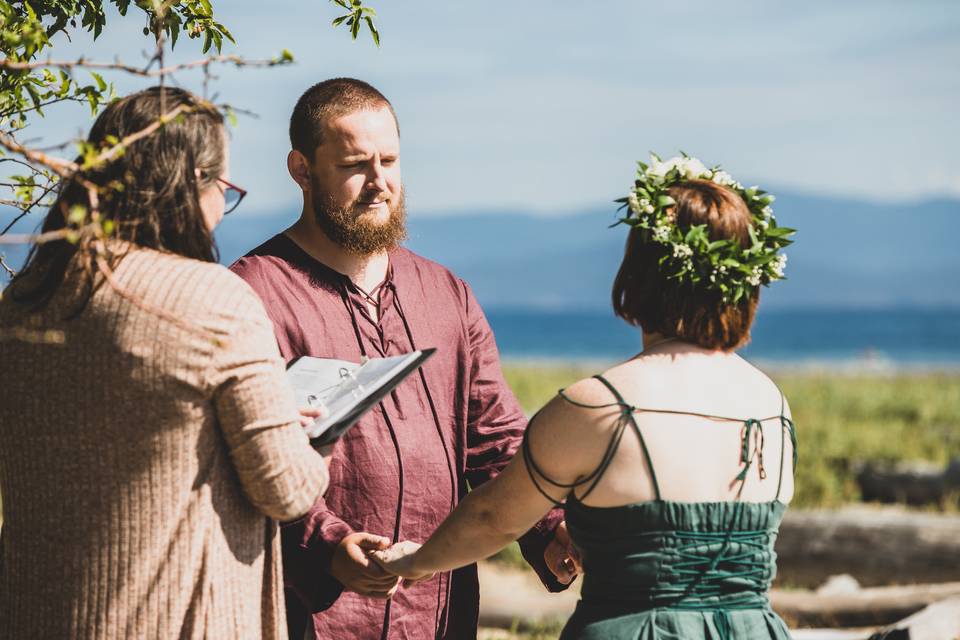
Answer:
[
  {"xmin": 369, "ymin": 541, "xmax": 435, "ymax": 584},
  {"xmin": 298, "ymin": 406, "xmax": 335, "ymax": 462},
  {"xmin": 298, "ymin": 405, "xmax": 327, "ymax": 427}
]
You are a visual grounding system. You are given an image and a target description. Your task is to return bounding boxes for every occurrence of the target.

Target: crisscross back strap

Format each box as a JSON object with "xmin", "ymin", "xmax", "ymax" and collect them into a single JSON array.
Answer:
[
  {"xmin": 521, "ymin": 374, "xmax": 798, "ymax": 505},
  {"xmin": 590, "ymin": 374, "xmax": 663, "ymax": 501}
]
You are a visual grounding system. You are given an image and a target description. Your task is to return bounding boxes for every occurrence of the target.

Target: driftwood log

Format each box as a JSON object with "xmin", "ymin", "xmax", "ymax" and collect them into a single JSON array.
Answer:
[
  {"xmin": 776, "ymin": 507, "xmax": 960, "ymax": 588},
  {"xmin": 857, "ymin": 458, "xmax": 960, "ymax": 508},
  {"xmin": 478, "ymin": 562, "xmax": 960, "ymax": 632},
  {"xmin": 867, "ymin": 596, "xmax": 960, "ymax": 640},
  {"xmin": 773, "ymin": 582, "xmax": 960, "ymax": 628}
]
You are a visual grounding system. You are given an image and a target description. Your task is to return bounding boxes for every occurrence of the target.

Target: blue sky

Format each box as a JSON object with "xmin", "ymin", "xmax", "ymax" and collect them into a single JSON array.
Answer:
[{"xmin": 12, "ymin": 0, "xmax": 960, "ymax": 216}]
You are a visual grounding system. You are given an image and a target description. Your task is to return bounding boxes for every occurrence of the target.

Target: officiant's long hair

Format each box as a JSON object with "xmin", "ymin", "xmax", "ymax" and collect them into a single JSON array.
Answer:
[
  {"xmin": 10, "ymin": 86, "xmax": 224, "ymax": 314},
  {"xmin": 612, "ymin": 179, "xmax": 759, "ymax": 351}
]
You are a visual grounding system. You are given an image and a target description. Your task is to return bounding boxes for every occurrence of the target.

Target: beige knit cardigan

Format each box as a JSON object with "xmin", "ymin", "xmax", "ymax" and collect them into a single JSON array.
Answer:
[{"xmin": 0, "ymin": 248, "xmax": 329, "ymax": 639}]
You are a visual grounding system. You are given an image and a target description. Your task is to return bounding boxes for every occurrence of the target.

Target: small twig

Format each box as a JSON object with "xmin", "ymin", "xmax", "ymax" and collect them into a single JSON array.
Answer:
[
  {"xmin": 0, "ymin": 253, "xmax": 16, "ymax": 277},
  {"xmin": 217, "ymin": 103, "xmax": 260, "ymax": 119},
  {"xmin": 0, "ymin": 54, "xmax": 292, "ymax": 77},
  {"xmin": 1, "ymin": 182, "xmax": 59, "ymax": 235},
  {"xmin": 0, "ymin": 132, "xmax": 78, "ymax": 178},
  {"xmin": 0, "ymin": 95, "xmax": 88, "ymax": 120},
  {"xmin": 0, "ymin": 198, "xmax": 31, "ymax": 210},
  {"xmin": 0, "ymin": 158, "xmax": 50, "ymax": 173},
  {"xmin": 0, "ymin": 228, "xmax": 72, "ymax": 245},
  {"xmin": 88, "ymin": 103, "xmax": 191, "ymax": 167}
]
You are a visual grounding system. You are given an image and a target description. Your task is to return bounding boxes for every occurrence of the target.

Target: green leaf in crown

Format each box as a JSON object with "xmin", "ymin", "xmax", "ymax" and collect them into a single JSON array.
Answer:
[{"xmin": 614, "ymin": 153, "xmax": 796, "ymax": 303}]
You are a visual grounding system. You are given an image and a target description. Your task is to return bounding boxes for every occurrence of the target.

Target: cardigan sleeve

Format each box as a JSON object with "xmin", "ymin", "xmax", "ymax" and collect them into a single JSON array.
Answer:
[{"xmin": 208, "ymin": 292, "xmax": 329, "ymax": 522}]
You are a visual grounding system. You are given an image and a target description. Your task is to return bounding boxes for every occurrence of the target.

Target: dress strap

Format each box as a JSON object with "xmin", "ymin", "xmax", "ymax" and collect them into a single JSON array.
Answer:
[
  {"xmin": 774, "ymin": 390, "xmax": 798, "ymax": 501},
  {"xmin": 520, "ymin": 403, "xmax": 632, "ymax": 507},
  {"xmin": 591, "ymin": 375, "xmax": 663, "ymax": 501}
]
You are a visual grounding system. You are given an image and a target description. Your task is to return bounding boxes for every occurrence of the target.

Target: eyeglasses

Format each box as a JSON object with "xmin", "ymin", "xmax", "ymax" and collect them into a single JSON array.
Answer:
[{"xmin": 216, "ymin": 176, "xmax": 247, "ymax": 215}]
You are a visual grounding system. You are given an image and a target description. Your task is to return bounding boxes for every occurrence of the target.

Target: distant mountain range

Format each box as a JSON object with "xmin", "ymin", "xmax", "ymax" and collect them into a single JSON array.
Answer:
[
  {"xmin": 3, "ymin": 192, "xmax": 958, "ymax": 310},
  {"xmin": 213, "ymin": 192, "xmax": 960, "ymax": 311}
]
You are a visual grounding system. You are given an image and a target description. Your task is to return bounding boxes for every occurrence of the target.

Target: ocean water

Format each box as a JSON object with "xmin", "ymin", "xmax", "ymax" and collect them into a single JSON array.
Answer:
[{"xmin": 485, "ymin": 308, "xmax": 960, "ymax": 368}]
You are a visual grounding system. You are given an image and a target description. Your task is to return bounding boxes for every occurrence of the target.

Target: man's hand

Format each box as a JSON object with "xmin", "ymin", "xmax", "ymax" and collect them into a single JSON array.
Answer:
[
  {"xmin": 329, "ymin": 532, "xmax": 401, "ymax": 598},
  {"xmin": 543, "ymin": 521, "xmax": 582, "ymax": 585}
]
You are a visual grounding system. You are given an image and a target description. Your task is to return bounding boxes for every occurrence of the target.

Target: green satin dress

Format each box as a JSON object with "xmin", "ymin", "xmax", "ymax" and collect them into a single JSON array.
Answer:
[{"xmin": 523, "ymin": 375, "xmax": 798, "ymax": 640}]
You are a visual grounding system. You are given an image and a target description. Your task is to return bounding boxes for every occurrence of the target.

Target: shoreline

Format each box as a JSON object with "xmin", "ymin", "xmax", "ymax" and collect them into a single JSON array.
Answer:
[{"xmin": 501, "ymin": 355, "xmax": 960, "ymax": 375}]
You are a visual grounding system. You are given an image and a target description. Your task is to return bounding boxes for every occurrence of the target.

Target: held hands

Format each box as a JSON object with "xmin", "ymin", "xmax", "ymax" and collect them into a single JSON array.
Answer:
[
  {"xmin": 544, "ymin": 521, "xmax": 582, "ymax": 585},
  {"xmin": 369, "ymin": 540, "xmax": 434, "ymax": 585},
  {"xmin": 329, "ymin": 533, "xmax": 402, "ymax": 598}
]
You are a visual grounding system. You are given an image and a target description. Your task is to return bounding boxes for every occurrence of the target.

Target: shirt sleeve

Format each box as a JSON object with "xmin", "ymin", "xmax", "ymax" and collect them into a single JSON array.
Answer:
[
  {"xmin": 280, "ymin": 498, "xmax": 355, "ymax": 613},
  {"xmin": 461, "ymin": 281, "xmax": 572, "ymax": 593},
  {"xmin": 208, "ymin": 294, "xmax": 329, "ymax": 523}
]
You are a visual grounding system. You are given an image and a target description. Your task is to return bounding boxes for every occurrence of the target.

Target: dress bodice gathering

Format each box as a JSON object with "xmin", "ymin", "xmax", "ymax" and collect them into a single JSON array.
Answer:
[{"xmin": 522, "ymin": 374, "xmax": 797, "ymax": 640}]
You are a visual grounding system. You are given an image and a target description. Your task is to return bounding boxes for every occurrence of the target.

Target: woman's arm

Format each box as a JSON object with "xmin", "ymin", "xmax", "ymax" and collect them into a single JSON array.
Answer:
[
  {"xmin": 373, "ymin": 380, "xmax": 620, "ymax": 578},
  {"xmin": 211, "ymin": 295, "xmax": 329, "ymax": 522}
]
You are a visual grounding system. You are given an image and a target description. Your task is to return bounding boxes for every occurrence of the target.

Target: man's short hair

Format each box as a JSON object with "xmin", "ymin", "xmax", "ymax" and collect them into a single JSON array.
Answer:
[{"xmin": 289, "ymin": 77, "xmax": 398, "ymax": 157}]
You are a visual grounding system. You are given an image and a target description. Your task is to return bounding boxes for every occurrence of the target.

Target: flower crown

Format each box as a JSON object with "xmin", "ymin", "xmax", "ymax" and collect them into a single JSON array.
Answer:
[{"xmin": 615, "ymin": 152, "xmax": 795, "ymax": 304}]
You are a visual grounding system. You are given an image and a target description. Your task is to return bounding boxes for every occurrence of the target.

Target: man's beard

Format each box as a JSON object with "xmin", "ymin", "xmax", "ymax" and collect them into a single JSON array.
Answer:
[{"xmin": 311, "ymin": 179, "xmax": 408, "ymax": 256}]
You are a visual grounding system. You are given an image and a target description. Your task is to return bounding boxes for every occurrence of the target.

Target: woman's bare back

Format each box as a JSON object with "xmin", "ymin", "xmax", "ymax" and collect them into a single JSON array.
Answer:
[{"xmin": 564, "ymin": 340, "xmax": 794, "ymax": 507}]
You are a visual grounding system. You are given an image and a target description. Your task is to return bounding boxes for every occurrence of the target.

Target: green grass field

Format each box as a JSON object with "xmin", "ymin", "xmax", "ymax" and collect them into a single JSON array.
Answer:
[
  {"xmin": 503, "ymin": 365, "xmax": 960, "ymax": 509},
  {"xmin": 2, "ymin": 369, "xmax": 957, "ymax": 526}
]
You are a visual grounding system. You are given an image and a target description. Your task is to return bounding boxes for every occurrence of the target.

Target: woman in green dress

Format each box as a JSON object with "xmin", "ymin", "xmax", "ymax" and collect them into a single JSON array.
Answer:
[{"xmin": 372, "ymin": 155, "xmax": 797, "ymax": 639}]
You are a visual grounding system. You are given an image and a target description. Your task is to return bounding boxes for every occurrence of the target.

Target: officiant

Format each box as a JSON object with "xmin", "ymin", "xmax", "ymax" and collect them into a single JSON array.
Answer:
[{"xmin": 230, "ymin": 78, "xmax": 575, "ymax": 640}]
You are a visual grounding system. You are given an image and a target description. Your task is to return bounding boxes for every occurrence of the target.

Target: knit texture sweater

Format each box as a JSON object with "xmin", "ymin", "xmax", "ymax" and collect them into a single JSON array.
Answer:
[{"xmin": 0, "ymin": 247, "xmax": 328, "ymax": 639}]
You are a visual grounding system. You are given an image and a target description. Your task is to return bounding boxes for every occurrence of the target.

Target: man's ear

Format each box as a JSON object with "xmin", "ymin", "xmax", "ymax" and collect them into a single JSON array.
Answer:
[{"xmin": 287, "ymin": 149, "xmax": 312, "ymax": 192}]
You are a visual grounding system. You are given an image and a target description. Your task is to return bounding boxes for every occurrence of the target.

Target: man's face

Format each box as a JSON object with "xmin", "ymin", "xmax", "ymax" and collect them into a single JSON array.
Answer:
[{"xmin": 307, "ymin": 106, "xmax": 406, "ymax": 254}]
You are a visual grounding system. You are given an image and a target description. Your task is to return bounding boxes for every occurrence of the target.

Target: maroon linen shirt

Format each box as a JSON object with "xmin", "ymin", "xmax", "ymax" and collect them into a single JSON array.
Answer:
[{"xmin": 231, "ymin": 234, "xmax": 566, "ymax": 640}]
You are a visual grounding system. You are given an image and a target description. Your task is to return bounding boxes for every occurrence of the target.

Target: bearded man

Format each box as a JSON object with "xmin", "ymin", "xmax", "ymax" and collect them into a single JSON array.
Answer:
[{"xmin": 230, "ymin": 78, "xmax": 577, "ymax": 640}]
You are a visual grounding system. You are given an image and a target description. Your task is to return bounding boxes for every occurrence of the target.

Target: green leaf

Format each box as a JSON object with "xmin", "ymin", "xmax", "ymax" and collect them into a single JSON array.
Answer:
[
  {"xmin": 90, "ymin": 71, "xmax": 107, "ymax": 92},
  {"xmin": 766, "ymin": 226, "xmax": 796, "ymax": 238},
  {"xmin": 365, "ymin": 16, "xmax": 379, "ymax": 46},
  {"xmin": 169, "ymin": 19, "xmax": 180, "ymax": 47},
  {"xmin": 215, "ymin": 22, "xmax": 236, "ymax": 44}
]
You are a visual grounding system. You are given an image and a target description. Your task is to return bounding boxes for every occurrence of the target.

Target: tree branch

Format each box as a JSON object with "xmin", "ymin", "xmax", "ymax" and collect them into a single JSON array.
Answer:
[
  {"xmin": 0, "ymin": 252, "xmax": 16, "ymax": 277},
  {"xmin": 0, "ymin": 54, "xmax": 293, "ymax": 77},
  {"xmin": 0, "ymin": 131, "xmax": 78, "ymax": 177},
  {"xmin": 1, "ymin": 182, "xmax": 59, "ymax": 235},
  {"xmin": 87, "ymin": 103, "xmax": 192, "ymax": 167}
]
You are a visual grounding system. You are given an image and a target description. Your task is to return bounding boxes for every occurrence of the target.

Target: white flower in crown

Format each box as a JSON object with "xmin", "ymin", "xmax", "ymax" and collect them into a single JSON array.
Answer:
[
  {"xmin": 620, "ymin": 151, "xmax": 795, "ymax": 300},
  {"xmin": 672, "ymin": 243, "xmax": 693, "ymax": 258},
  {"xmin": 771, "ymin": 254, "xmax": 788, "ymax": 278},
  {"xmin": 680, "ymin": 157, "xmax": 709, "ymax": 179},
  {"xmin": 711, "ymin": 170, "xmax": 735, "ymax": 186},
  {"xmin": 648, "ymin": 156, "xmax": 710, "ymax": 182},
  {"xmin": 646, "ymin": 158, "xmax": 669, "ymax": 184}
]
